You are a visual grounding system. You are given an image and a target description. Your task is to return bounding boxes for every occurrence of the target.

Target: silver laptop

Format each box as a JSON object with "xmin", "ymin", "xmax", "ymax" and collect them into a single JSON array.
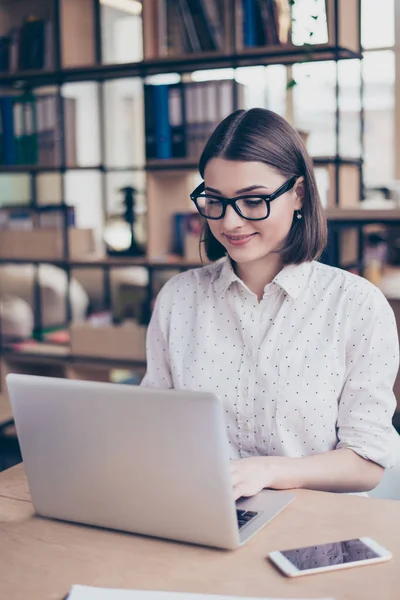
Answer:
[{"xmin": 6, "ymin": 373, "xmax": 295, "ymax": 550}]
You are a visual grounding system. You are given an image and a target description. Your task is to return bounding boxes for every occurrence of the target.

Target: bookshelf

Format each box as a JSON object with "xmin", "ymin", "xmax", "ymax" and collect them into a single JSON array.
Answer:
[{"xmin": 1, "ymin": 0, "xmax": 396, "ymax": 403}]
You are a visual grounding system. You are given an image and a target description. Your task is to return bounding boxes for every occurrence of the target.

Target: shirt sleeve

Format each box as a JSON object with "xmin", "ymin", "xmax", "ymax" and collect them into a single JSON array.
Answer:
[
  {"xmin": 140, "ymin": 279, "xmax": 174, "ymax": 389},
  {"xmin": 336, "ymin": 283, "xmax": 399, "ymax": 468}
]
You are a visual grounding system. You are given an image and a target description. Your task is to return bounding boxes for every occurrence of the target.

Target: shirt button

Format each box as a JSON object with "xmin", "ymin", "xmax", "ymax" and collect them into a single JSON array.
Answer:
[{"xmin": 243, "ymin": 422, "xmax": 251, "ymax": 432}]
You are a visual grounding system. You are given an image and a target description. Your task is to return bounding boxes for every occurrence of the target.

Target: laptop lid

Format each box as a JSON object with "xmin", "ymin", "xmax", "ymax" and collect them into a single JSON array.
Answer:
[{"xmin": 6, "ymin": 374, "xmax": 240, "ymax": 549}]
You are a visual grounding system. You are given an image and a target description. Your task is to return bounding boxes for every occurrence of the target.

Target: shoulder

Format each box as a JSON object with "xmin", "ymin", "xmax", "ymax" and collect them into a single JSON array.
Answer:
[
  {"xmin": 311, "ymin": 261, "xmax": 392, "ymax": 315},
  {"xmin": 156, "ymin": 260, "xmax": 223, "ymax": 303}
]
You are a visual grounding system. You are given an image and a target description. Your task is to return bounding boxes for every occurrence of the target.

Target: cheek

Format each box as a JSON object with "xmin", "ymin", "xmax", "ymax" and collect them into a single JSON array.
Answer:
[
  {"xmin": 266, "ymin": 204, "xmax": 295, "ymax": 235},
  {"xmin": 208, "ymin": 221, "xmax": 223, "ymax": 241},
  {"xmin": 258, "ymin": 212, "xmax": 293, "ymax": 239}
]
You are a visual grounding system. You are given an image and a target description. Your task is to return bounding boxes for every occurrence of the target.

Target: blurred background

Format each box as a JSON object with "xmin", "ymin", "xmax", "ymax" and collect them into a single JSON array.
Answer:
[{"xmin": 0, "ymin": 0, "xmax": 399, "ymax": 469}]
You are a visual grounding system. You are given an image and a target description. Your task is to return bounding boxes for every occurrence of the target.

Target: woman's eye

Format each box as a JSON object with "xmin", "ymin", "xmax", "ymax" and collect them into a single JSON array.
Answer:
[{"xmin": 243, "ymin": 198, "xmax": 264, "ymax": 207}]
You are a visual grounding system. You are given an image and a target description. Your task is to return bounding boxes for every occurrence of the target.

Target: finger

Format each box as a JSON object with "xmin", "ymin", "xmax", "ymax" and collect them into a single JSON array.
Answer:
[
  {"xmin": 230, "ymin": 460, "xmax": 240, "ymax": 474},
  {"xmin": 233, "ymin": 483, "xmax": 253, "ymax": 501},
  {"xmin": 231, "ymin": 471, "xmax": 243, "ymax": 488}
]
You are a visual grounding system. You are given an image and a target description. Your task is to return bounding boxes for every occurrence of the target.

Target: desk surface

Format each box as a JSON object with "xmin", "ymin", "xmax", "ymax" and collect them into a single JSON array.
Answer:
[{"xmin": 0, "ymin": 464, "xmax": 399, "ymax": 600}]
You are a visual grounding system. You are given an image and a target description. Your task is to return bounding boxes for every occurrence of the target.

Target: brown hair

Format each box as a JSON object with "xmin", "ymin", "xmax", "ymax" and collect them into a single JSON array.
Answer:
[{"xmin": 198, "ymin": 108, "xmax": 327, "ymax": 264}]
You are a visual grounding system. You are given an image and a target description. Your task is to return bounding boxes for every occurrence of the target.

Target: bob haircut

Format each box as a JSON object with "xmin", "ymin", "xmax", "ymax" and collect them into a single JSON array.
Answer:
[{"xmin": 198, "ymin": 108, "xmax": 327, "ymax": 264}]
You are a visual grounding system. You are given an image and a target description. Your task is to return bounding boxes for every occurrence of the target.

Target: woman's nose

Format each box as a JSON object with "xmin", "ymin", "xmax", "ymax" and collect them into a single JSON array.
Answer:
[{"xmin": 222, "ymin": 204, "xmax": 245, "ymax": 230}]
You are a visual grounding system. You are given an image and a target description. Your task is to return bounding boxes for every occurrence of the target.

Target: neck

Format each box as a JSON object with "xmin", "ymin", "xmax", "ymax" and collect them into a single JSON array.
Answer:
[{"xmin": 234, "ymin": 254, "xmax": 283, "ymax": 302}]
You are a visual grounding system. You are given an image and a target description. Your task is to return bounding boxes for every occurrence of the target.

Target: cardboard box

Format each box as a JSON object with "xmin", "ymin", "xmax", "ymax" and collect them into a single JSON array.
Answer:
[
  {"xmin": 0, "ymin": 228, "xmax": 95, "ymax": 260},
  {"xmin": 70, "ymin": 320, "xmax": 147, "ymax": 361}
]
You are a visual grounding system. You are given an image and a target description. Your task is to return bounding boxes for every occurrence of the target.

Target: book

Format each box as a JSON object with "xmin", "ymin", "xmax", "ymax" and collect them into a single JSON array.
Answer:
[
  {"xmin": 18, "ymin": 18, "xmax": 47, "ymax": 70},
  {"xmin": 0, "ymin": 35, "xmax": 11, "ymax": 72},
  {"xmin": 24, "ymin": 95, "xmax": 38, "ymax": 165},
  {"xmin": 0, "ymin": 104, "xmax": 3, "ymax": 165},
  {"xmin": 199, "ymin": 0, "xmax": 225, "ymax": 50},
  {"xmin": 273, "ymin": 0, "xmax": 291, "ymax": 44},
  {"xmin": 64, "ymin": 96, "xmax": 78, "ymax": 166},
  {"xmin": 166, "ymin": 0, "xmax": 186, "ymax": 55},
  {"xmin": 186, "ymin": 0, "xmax": 218, "ymax": 51},
  {"xmin": 169, "ymin": 84, "xmax": 186, "ymax": 158},
  {"xmin": 0, "ymin": 97, "xmax": 16, "ymax": 165},
  {"xmin": 13, "ymin": 100, "xmax": 25, "ymax": 165},
  {"xmin": 265, "ymin": 0, "xmax": 280, "ymax": 45},
  {"xmin": 243, "ymin": 0, "xmax": 257, "ymax": 47},
  {"xmin": 145, "ymin": 80, "xmax": 243, "ymax": 160},
  {"xmin": 144, "ymin": 85, "xmax": 157, "ymax": 159},
  {"xmin": 37, "ymin": 95, "xmax": 62, "ymax": 166},
  {"xmin": 8, "ymin": 27, "xmax": 20, "ymax": 72},
  {"xmin": 153, "ymin": 85, "xmax": 172, "ymax": 159},
  {"xmin": 177, "ymin": 0, "xmax": 202, "ymax": 52}
]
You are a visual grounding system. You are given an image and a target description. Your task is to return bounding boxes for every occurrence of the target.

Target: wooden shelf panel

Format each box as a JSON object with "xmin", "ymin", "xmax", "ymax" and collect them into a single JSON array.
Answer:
[
  {"xmin": 146, "ymin": 156, "xmax": 362, "ymax": 172},
  {"xmin": 0, "ymin": 158, "xmax": 362, "ymax": 176},
  {"xmin": 0, "ymin": 256, "xmax": 203, "ymax": 268},
  {"xmin": 1, "ymin": 348, "xmax": 146, "ymax": 368},
  {"xmin": 326, "ymin": 209, "xmax": 400, "ymax": 223},
  {"xmin": 0, "ymin": 44, "xmax": 361, "ymax": 88}
]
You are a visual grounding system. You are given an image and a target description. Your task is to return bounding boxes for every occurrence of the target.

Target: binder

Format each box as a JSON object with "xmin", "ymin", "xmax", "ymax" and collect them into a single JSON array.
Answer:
[
  {"xmin": 144, "ymin": 85, "xmax": 157, "ymax": 159},
  {"xmin": 13, "ymin": 100, "xmax": 25, "ymax": 165},
  {"xmin": 64, "ymin": 97, "xmax": 78, "ymax": 167},
  {"xmin": 0, "ymin": 36, "xmax": 11, "ymax": 72},
  {"xmin": 169, "ymin": 84, "xmax": 186, "ymax": 158},
  {"xmin": 153, "ymin": 85, "xmax": 172, "ymax": 159},
  {"xmin": 0, "ymin": 97, "xmax": 16, "ymax": 165},
  {"xmin": 8, "ymin": 27, "xmax": 20, "ymax": 72},
  {"xmin": 24, "ymin": 95, "xmax": 38, "ymax": 165},
  {"xmin": 18, "ymin": 18, "xmax": 46, "ymax": 70},
  {"xmin": 243, "ymin": 0, "xmax": 257, "ymax": 47},
  {"xmin": 0, "ymin": 104, "xmax": 4, "ymax": 165}
]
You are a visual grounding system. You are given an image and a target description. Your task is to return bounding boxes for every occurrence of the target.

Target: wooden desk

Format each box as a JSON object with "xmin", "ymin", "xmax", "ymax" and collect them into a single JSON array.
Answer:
[{"xmin": 0, "ymin": 465, "xmax": 398, "ymax": 600}]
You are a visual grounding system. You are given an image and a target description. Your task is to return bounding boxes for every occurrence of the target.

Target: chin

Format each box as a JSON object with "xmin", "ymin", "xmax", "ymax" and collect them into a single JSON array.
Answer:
[{"xmin": 226, "ymin": 248, "xmax": 272, "ymax": 264}]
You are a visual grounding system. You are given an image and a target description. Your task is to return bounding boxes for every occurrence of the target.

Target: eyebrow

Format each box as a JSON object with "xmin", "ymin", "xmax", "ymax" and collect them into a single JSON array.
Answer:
[{"xmin": 204, "ymin": 184, "xmax": 270, "ymax": 195}]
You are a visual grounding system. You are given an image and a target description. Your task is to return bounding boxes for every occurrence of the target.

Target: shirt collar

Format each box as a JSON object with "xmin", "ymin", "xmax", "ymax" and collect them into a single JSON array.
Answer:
[
  {"xmin": 272, "ymin": 261, "xmax": 313, "ymax": 300},
  {"xmin": 213, "ymin": 257, "xmax": 313, "ymax": 300},
  {"xmin": 213, "ymin": 257, "xmax": 240, "ymax": 297}
]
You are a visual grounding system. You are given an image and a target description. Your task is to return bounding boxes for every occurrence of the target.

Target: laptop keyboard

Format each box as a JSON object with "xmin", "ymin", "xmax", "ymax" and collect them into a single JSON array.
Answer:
[{"xmin": 237, "ymin": 509, "xmax": 258, "ymax": 529}]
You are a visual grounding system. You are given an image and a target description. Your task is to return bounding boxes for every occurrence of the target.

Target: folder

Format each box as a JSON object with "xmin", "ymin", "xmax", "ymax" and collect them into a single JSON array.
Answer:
[{"xmin": 0, "ymin": 97, "xmax": 16, "ymax": 165}]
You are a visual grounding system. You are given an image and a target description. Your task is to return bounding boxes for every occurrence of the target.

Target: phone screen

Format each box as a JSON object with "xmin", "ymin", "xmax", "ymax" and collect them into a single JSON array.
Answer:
[{"xmin": 281, "ymin": 539, "xmax": 379, "ymax": 571}]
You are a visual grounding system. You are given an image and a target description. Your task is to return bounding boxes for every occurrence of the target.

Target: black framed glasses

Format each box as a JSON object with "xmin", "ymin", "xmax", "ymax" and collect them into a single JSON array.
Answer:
[{"xmin": 190, "ymin": 176, "xmax": 297, "ymax": 221}]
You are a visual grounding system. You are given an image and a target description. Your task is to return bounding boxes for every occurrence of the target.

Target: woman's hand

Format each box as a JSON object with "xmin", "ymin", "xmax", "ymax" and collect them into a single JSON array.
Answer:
[
  {"xmin": 230, "ymin": 449, "xmax": 384, "ymax": 499},
  {"xmin": 231, "ymin": 456, "xmax": 279, "ymax": 500}
]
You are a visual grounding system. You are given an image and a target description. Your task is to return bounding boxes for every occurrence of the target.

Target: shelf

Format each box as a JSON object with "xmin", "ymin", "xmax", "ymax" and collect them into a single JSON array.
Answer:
[
  {"xmin": 326, "ymin": 208, "xmax": 400, "ymax": 224},
  {"xmin": 313, "ymin": 157, "xmax": 362, "ymax": 167},
  {"xmin": 0, "ymin": 165, "xmax": 104, "ymax": 174},
  {"xmin": 146, "ymin": 156, "xmax": 363, "ymax": 172},
  {"xmin": 0, "ymin": 165, "xmax": 148, "ymax": 174},
  {"xmin": 0, "ymin": 347, "xmax": 146, "ymax": 368},
  {"xmin": 0, "ymin": 157, "xmax": 362, "ymax": 174},
  {"xmin": 0, "ymin": 256, "xmax": 204, "ymax": 269},
  {"xmin": 0, "ymin": 44, "xmax": 362, "ymax": 88},
  {"xmin": 146, "ymin": 159, "xmax": 199, "ymax": 171}
]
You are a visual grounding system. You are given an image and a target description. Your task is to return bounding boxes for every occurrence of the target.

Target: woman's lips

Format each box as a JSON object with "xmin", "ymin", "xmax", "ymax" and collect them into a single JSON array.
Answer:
[{"xmin": 224, "ymin": 233, "xmax": 257, "ymax": 246}]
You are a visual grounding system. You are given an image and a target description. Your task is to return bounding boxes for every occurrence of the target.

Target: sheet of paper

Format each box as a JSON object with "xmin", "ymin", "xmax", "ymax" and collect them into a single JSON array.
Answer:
[{"xmin": 68, "ymin": 585, "xmax": 334, "ymax": 600}]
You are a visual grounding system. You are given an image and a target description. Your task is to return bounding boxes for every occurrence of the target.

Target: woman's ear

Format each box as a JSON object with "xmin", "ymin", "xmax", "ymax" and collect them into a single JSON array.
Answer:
[{"xmin": 294, "ymin": 176, "xmax": 305, "ymax": 210}]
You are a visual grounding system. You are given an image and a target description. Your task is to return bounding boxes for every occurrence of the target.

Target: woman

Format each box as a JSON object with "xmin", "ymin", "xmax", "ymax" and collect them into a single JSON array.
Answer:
[{"xmin": 141, "ymin": 108, "xmax": 399, "ymax": 498}]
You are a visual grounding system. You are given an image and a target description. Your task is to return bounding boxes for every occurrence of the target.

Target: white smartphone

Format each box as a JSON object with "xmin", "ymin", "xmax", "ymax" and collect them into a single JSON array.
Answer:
[{"xmin": 269, "ymin": 537, "xmax": 392, "ymax": 578}]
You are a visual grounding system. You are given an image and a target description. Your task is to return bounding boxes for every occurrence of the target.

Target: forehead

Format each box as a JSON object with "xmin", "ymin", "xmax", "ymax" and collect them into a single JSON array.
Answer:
[{"xmin": 204, "ymin": 158, "xmax": 284, "ymax": 194}]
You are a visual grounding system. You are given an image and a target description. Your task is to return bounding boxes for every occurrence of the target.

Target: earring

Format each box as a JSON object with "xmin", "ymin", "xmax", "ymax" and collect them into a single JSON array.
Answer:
[{"xmin": 296, "ymin": 210, "xmax": 303, "ymax": 220}]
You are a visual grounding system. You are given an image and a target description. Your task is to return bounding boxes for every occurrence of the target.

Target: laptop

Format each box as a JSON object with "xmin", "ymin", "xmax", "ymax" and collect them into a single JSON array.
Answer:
[{"xmin": 6, "ymin": 373, "xmax": 295, "ymax": 550}]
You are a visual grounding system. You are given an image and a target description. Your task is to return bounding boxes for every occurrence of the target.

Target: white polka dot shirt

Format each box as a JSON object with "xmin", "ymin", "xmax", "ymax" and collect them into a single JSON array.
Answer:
[{"xmin": 141, "ymin": 258, "xmax": 399, "ymax": 468}]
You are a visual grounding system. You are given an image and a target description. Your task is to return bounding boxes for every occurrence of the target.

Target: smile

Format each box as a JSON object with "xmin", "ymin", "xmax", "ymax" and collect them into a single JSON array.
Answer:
[{"xmin": 224, "ymin": 233, "xmax": 257, "ymax": 245}]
